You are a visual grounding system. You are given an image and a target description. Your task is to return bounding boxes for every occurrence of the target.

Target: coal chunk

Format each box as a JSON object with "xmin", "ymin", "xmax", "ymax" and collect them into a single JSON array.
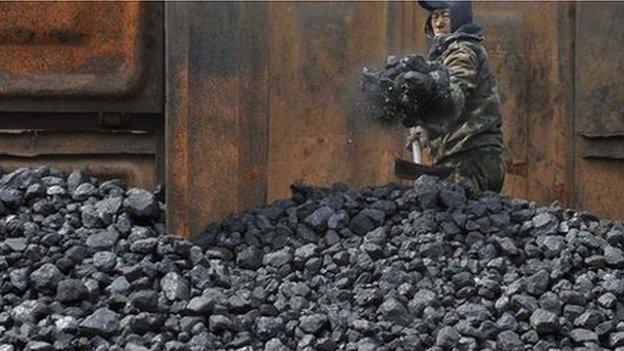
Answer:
[
  {"xmin": 237, "ymin": 246, "xmax": 264, "ymax": 270},
  {"xmin": 436, "ymin": 326, "xmax": 460, "ymax": 349},
  {"xmin": 530, "ymin": 309, "xmax": 560, "ymax": 335},
  {"xmin": 56, "ymin": 279, "xmax": 88, "ymax": 303},
  {"xmin": 256, "ymin": 317, "xmax": 283, "ymax": 340},
  {"xmin": 497, "ymin": 330, "xmax": 523, "ymax": 351},
  {"xmin": 67, "ymin": 169, "xmax": 90, "ymax": 190},
  {"xmin": 30, "ymin": 263, "xmax": 63, "ymax": 292},
  {"xmin": 569, "ymin": 328, "xmax": 597, "ymax": 343},
  {"xmin": 123, "ymin": 188, "xmax": 160, "ymax": 220},
  {"xmin": 85, "ymin": 229, "xmax": 119, "ymax": 249},
  {"xmin": 299, "ymin": 313, "xmax": 328, "ymax": 334},
  {"xmin": 0, "ymin": 167, "xmax": 622, "ymax": 350},
  {"xmin": 349, "ymin": 212, "xmax": 375, "ymax": 235},
  {"xmin": 186, "ymin": 295, "xmax": 216, "ymax": 315},
  {"xmin": 130, "ymin": 290, "xmax": 160, "ymax": 312},
  {"xmin": 79, "ymin": 308, "xmax": 119, "ymax": 336},
  {"xmin": 161, "ymin": 273, "xmax": 190, "ymax": 301},
  {"xmin": 379, "ymin": 298, "xmax": 409, "ymax": 326}
]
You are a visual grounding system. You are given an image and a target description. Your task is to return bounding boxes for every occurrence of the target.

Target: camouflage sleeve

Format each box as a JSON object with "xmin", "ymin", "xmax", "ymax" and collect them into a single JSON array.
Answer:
[{"xmin": 442, "ymin": 42, "xmax": 479, "ymax": 119}]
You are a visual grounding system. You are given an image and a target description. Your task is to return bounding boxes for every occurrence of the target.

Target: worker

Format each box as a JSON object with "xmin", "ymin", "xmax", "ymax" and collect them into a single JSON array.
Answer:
[{"xmin": 405, "ymin": 0, "xmax": 505, "ymax": 193}]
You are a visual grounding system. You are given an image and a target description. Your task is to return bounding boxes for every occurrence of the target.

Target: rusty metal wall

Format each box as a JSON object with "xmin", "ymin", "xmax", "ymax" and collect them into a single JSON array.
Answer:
[
  {"xmin": 0, "ymin": 2, "xmax": 163, "ymax": 113},
  {"xmin": 472, "ymin": 1, "xmax": 624, "ymax": 220},
  {"xmin": 471, "ymin": 2, "xmax": 576, "ymax": 206},
  {"xmin": 1, "ymin": 1, "xmax": 618, "ymax": 235},
  {"xmin": 0, "ymin": 2, "xmax": 164, "ymax": 188},
  {"xmin": 165, "ymin": 2, "xmax": 413, "ymax": 237},
  {"xmin": 0, "ymin": 114, "xmax": 163, "ymax": 188},
  {"xmin": 0, "ymin": 1, "xmax": 619, "ymax": 238},
  {"xmin": 574, "ymin": 2, "xmax": 624, "ymax": 219},
  {"xmin": 165, "ymin": 2, "xmax": 270, "ymax": 237},
  {"xmin": 165, "ymin": 1, "xmax": 624, "ymax": 236},
  {"xmin": 265, "ymin": 2, "xmax": 413, "ymax": 201}
]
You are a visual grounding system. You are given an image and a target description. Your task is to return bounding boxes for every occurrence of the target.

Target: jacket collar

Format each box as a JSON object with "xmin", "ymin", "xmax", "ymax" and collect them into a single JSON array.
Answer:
[{"xmin": 428, "ymin": 23, "xmax": 484, "ymax": 58}]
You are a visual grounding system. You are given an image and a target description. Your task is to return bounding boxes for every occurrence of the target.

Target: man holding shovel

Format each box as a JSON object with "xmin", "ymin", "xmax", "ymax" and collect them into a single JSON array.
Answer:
[{"xmin": 388, "ymin": 1, "xmax": 505, "ymax": 193}]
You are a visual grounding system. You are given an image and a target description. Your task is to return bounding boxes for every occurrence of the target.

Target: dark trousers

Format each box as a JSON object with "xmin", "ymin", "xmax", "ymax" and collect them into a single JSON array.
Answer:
[{"xmin": 437, "ymin": 150, "xmax": 505, "ymax": 193}]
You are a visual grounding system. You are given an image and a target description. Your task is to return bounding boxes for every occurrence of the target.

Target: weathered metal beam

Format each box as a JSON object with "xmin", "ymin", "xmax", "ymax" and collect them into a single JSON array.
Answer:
[
  {"xmin": 165, "ymin": 2, "xmax": 269, "ymax": 238},
  {"xmin": 165, "ymin": 1, "xmax": 191, "ymax": 237},
  {"xmin": 0, "ymin": 130, "xmax": 155, "ymax": 157}
]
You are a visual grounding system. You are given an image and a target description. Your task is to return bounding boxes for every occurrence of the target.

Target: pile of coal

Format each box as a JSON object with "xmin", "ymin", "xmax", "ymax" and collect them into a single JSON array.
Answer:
[
  {"xmin": 359, "ymin": 53, "xmax": 451, "ymax": 127},
  {"xmin": 1, "ymin": 168, "xmax": 624, "ymax": 351}
]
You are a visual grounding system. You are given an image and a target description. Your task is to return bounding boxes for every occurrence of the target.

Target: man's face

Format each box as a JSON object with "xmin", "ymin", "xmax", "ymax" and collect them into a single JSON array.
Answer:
[{"xmin": 431, "ymin": 9, "xmax": 451, "ymax": 37}]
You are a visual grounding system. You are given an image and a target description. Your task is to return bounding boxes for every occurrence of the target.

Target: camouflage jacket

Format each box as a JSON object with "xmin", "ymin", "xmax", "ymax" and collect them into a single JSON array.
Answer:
[{"xmin": 420, "ymin": 23, "xmax": 503, "ymax": 164}]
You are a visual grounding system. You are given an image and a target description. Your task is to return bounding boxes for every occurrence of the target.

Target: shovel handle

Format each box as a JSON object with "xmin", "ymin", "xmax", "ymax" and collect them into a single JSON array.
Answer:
[{"xmin": 412, "ymin": 141, "xmax": 421, "ymax": 164}]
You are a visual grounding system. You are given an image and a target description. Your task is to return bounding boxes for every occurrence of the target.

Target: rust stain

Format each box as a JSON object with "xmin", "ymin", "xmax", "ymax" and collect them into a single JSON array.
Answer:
[
  {"xmin": 576, "ymin": 159, "xmax": 624, "ymax": 219},
  {"xmin": 267, "ymin": 2, "xmax": 406, "ymax": 201},
  {"xmin": 0, "ymin": 129, "xmax": 154, "ymax": 157},
  {"xmin": 0, "ymin": 2, "xmax": 144, "ymax": 96}
]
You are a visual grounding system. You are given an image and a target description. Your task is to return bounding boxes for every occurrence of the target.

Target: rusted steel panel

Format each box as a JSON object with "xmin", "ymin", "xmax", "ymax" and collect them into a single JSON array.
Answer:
[
  {"xmin": 0, "ymin": 2, "xmax": 163, "ymax": 113},
  {"xmin": 165, "ymin": 2, "xmax": 191, "ymax": 237},
  {"xmin": 185, "ymin": 2, "xmax": 242, "ymax": 237},
  {"xmin": 236, "ymin": 3, "xmax": 269, "ymax": 211},
  {"xmin": 165, "ymin": 2, "xmax": 269, "ymax": 237},
  {"xmin": 576, "ymin": 2, "xmax": 624, "ymax": 137},
  {"xmin": 169, "ymin": 1, "xmax": 623, "ymax": 235},
  {"xmin": 575, "ymin": 2, "xmax": 624, "ymax": 219},
  {"xmin": 576, "ymin": 159, "xmax": 624, "ymax": 219},
  {"xmin": 473, "ymin": 4, "xmax": 529, "ymax": 187},
  {"xmin": 266, "ymin": 2, "xmax": 406, "ymax": 201},
  {"xmin": 166, "ymin": 2, "xmax": 411, "ymax": 236},
  {"xmin": 0, "ymin": 112, "xmax": 162, "ymax": 190},
  {"xmin": 470, "ymin": 2, "xmax": 575, "ymax": 206},
  {"xmin": 0, "ymin": 130, "xmax": 155, "ymax": 157}
]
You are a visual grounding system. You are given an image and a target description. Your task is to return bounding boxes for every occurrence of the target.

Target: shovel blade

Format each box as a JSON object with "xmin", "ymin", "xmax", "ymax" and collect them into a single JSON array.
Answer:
[{"xmin": 394, "ymin": 158, "xmax": 453, "ymax": 180}]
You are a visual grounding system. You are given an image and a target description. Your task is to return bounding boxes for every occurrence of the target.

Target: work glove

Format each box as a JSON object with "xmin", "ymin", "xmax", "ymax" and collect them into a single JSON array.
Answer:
[
  {"xmin": 400, "ymin": 54, "xmax": 430, "ymax": 73},
  {"xmin": 427, "ymin": 65, "xmax": 451, "ymax": 105},
  {"xmin": 403, "ymin": 71, "xmax": 436, "ymax": 95},
  {"xmin": 399, "ymin": 66, "xmax": 452, "ymax": 122},
  {"xmin": 359, "ymin": 67, "xmax": 404, "ymax": 124},
  {"xmin": 358, "ymin": 53, "xmax": 448, "ymax": 126}
]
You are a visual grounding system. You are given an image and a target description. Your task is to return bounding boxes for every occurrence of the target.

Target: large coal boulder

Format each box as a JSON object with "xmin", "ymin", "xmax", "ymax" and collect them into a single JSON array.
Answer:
[{"xmin": 0, "ymin": 168, "xmax": 623, "ymax": 351}]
